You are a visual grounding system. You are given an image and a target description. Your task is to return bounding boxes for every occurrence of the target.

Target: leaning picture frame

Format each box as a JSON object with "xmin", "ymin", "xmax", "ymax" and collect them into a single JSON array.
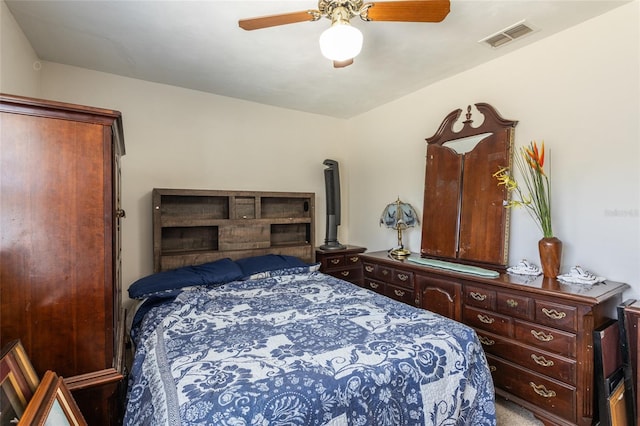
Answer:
[
  {"xmin": 1, "ymin": 340, "xmax": 40, "ymax": 425},
  {"xmin": 18, "ymin": 370, "xmax": 87, "ymax": 426}
]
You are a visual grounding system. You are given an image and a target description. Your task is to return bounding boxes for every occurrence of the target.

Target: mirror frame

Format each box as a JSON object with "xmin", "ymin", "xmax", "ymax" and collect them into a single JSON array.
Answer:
[{"xmin": 421, "ymin": 103, "xmax": 518, "ymax": 270}]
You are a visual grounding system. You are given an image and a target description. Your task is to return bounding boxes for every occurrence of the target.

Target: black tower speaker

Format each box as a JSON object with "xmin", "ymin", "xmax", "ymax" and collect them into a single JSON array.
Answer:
[{"xmin": 320, "ymin": 159, "xmax": 345, "ymax": 250}]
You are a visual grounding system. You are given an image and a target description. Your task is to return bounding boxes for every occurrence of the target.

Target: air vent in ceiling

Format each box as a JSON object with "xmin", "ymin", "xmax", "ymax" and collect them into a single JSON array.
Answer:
[{"xmin": 479, "ymin": 20, "xmax": 535, "ymax": 48}]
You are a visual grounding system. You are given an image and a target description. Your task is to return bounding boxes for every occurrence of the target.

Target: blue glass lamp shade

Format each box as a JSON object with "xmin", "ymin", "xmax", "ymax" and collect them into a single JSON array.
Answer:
[{"xmin": 380, "ymin": 198, "xmax": 420, "ymax": 257}]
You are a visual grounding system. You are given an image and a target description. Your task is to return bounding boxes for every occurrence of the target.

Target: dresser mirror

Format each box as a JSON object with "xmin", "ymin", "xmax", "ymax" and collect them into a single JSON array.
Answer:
[{"xmin": 421, "ymin": 103, "xmax": 518, "ymax": 270}]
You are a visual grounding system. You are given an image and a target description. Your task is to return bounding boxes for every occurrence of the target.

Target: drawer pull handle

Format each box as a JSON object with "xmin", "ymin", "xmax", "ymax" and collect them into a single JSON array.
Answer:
[
  {"xmin": 330, "ymin": 259, "xmax": 341, "ymax": 265},
  {"xmin": 531, "ymin": 330, "xmax": 554, "ymax": 342},
  {"xmin": 470, "ymin": 292, "xmax": 487, "ymax": 301},
  {"xmin": 477, "ymin": 314, "xmax": 495, "ymax": 324},
  {"xmin": 365, "ymin": 266, "xmax": 374, "ymax": 272},
  {"xmin": 489, "ymin": 366, "xmax": 497, "ymax": 372},
  {"xmin": 479, "ymin": 336, "xmax": 495, "ymax": 346},
  {"xmin": 529, "ymin": 382, "xmax": 556, "ymax": 398},
  {"xmin": 382, "ymin": 270, "xmax": 389, "ymax": 276},
  {"xmin": 531, "ymin": 354, "xmax": 555, "ymax": 367},
  {"xmin": 340, "ymin": 271, "xmax": 350, "ymax": 277},
  {"xmin": 506, "ymin": 299, "xmax": 518, "ymax": 308},
  {"xmin": 542, "ymin": 308, "xmax": 566, "ymax": 320},
  {"xmin": 349, "ymin": 256, "xmax": 359, "ymax": 263},
  {"xmin": 369, "ymin": 282, "xmax": 379, "ymax": 289},
  {"xmin": 397, "ymin": 273, "xmax": 409, "ymax": 281},
  {"xmin": 394, "ymin": 289, "xmax": 405, "ymax": 297}
]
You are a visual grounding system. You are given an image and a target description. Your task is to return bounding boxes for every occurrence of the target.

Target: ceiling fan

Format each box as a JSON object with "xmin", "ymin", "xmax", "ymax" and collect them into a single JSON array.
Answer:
[{"xmin": 239, "ymin": 0, "xmax": 450, "ymax": 68}]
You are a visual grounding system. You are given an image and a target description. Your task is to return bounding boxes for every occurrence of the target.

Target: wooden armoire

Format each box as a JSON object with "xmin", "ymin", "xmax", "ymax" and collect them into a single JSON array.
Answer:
[{"xmin": 0, "ymin": 94, "xmax": 126, "ymax": 425}]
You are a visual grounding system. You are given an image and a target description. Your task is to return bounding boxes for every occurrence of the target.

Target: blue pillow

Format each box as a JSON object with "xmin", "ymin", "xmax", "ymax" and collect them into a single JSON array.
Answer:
[
  {"xmin": 128, "ymin": 258, "xmax": 243, "ymax": 299},
  {"xmin": 235, "ymin": 254, "xmax": 307, "ymax": 278}
]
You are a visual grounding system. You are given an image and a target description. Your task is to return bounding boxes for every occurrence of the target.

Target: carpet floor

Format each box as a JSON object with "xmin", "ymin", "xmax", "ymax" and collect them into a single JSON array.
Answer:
[{"xmin": 495, "ymin": 398, "xmax": 544, "ymax": 425}]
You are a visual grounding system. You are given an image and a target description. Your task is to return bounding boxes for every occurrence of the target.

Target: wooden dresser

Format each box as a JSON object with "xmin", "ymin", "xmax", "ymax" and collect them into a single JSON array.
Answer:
[
  {"xmin": 316, "ymin": 245, "xmax": 366, "ymax": 286},
  {"xmin": 360, "ymin": 251, "xmax": 629, "ymax": 426},
  {"xmin": 0, "ymin": 94, "xmax": 126, "ymax": 425}
]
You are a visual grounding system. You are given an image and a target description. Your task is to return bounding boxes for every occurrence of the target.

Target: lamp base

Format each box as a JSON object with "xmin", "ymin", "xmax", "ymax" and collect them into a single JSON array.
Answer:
[{"xmin": 389, "ymin": 247, "xmax": 411, "ymax": 258}]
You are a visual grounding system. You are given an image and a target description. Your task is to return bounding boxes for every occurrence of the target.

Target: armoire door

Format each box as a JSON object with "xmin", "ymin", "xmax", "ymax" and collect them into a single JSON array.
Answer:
[{"xmin": 0, "ymin": 94, "xmax": 125, "ymax": 425}]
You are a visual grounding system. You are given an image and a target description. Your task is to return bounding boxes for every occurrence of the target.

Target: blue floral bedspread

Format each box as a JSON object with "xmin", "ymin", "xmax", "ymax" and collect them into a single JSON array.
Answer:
[{"xmin": 124, "ymin": 269, "xmax": 496, "ymax": 425}]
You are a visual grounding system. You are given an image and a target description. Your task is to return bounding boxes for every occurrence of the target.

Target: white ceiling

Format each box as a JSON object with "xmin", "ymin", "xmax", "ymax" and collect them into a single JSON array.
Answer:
[{"xmin": 6, "ymin": 0, "xmax": 629, "ymax": 118}]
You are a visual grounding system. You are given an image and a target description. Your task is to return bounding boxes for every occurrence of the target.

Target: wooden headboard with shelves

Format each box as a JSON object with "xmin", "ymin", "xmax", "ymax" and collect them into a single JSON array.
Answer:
[{"xmin": 152, "ymin": 188, "xmax": 315, "ymax": 272}]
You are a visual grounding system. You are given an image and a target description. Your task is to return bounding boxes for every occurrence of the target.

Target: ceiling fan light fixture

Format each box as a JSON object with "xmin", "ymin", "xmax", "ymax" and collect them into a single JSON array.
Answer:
[{"xmin": 319, "ymin": 22, "xmax": 363, "ymax": 62}]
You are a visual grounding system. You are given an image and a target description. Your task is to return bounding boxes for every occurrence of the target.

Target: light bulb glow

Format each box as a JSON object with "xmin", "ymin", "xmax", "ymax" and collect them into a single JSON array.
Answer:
[{"xmin": 319, "ymin": 23, "xmax": 363, "ymax": 61}]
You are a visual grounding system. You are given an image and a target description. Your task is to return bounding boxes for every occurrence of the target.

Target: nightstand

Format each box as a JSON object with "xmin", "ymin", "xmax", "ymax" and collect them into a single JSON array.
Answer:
[{"xmin": 315, "ymin": 245, "xmax": 366, "ymax": 286}]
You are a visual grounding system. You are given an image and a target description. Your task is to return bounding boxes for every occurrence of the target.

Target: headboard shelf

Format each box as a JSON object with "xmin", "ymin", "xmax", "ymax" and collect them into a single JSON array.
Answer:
[
  {"xmin": 160, "ymin": 217, "xmax": 312, "ymax": 227},
  {"xmin": 153, "ymin": 188, "xmax": 315, "ymax": 271}
]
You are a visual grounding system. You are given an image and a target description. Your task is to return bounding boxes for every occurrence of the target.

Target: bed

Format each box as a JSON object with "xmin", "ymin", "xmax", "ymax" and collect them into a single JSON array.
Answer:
[{"xmin": 123, "ymin": 254, "xmax": 496, "ymax": 425}]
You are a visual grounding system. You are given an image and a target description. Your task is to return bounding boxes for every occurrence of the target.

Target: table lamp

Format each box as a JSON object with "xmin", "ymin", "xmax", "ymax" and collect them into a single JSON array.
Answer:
[{"xmin": 380, "ymin": 197, "xmax": 419, "ymax": 257}]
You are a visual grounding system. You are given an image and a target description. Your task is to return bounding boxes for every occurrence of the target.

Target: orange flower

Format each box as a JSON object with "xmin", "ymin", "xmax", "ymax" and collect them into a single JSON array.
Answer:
[
  {"xmin": 525, "ymin": 141, "xmax": 546, "ymax": 175},
  {"xmin": 494, "ymin": 140, "xmax": 553, "ymax": 238}
]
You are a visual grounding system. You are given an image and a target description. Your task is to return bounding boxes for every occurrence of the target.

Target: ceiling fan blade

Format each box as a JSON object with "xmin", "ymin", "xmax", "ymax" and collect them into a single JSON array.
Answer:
[
  {"xmin": 333, "ymin": 58, "xmax": 354, "ymax": 68},
  {"xmin": 366, "ymin": 0, "xmax": 450, "ymax": 23},
  {"xmin": 239, "ymin": 10, "xmax": 316, "ymax": 30}
]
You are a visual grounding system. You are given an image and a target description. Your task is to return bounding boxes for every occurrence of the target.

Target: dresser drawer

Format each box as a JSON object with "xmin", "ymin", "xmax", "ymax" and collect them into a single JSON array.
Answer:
[
  {"xmin": 362, "ymin": 263, "xmax": 413, "ymax": 290},
  {"xmin": 363, "ymin": 262, "xmax": 376, "ymax": 277},
  {"xmin": 523, "ymin": 347, "xmax": 576, "ymax": 385},
  {"xmin": 496, "ymin": 292, "xmax": 533, "ymax": 320},
  {"xmin": 345, "ymin": 253, "xmax": 362, "ymax": 267},
  {"xmin": 321, "ymin": 253, "xmax": 345, "ymax": 270},
  {"xmin": 464, "ymin": 285, "xmax": 495, "ymax": 310},
  {"xmin": 476, "ymin": 330, "xmax": 576, "ymax": 385},
  {"xmin": 535, "ymin": 300, "xmax": 578, "ymax": 332},
  {"xmin": 321, "ymin": 253, "xmax": 361, "ymax": 271},
  {"xmin": 326, "ymin": 267, "xmax": 363, "ymax": 283},
  {"xmin": 390, "ymin": 269, "xmax": 414, "ymax": 289},
  {"xmin": 384, "ymin": 283, "xmax": 415, "ymax": 305},
  {"xmin": 363, "ymin": 278, "xmax": 385, "ymax": 295},
  {"xmin": 378, "ymin": 265, "xmax": 393, "ymax": 281},
  {"xmin": 464, "ymin": 306, "xmax": 512, "ymax": 336},
  {"xmin": 514, "ymin": 320, "xmax": 577, "ymax": 358},
  {"xmin": 487, "ymin": 355, "xmax": 576, "ymax": 422}
]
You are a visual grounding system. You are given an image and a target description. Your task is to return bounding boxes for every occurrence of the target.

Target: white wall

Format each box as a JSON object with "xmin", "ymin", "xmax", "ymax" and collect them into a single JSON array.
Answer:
[
  {"xmin": 35, "ymin": 64, "xmax": 349, "ymax": 305},
  {"xmin": 0, "ymin": 0, "xmax": 40, "ymax": 96},
  {"xmin": 2, "ymin": 0, "xmax": 639, "ymax": 302},
  {"xmin": 0, "ymin": 1, "xmax": 350, "ymax": 307},
  {"xmin": 347, "ymin": 1, "xmax": 640, "ymax": 299}
]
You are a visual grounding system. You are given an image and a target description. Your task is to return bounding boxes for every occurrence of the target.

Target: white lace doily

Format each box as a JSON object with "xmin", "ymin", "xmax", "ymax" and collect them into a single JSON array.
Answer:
[
  {"xmin": 507, "ymin": 259, "xmax": 542, "ymax": 276},
  {"xmin": 557, "ymin": 266, "xmax": 606, "ymax": 285}
]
